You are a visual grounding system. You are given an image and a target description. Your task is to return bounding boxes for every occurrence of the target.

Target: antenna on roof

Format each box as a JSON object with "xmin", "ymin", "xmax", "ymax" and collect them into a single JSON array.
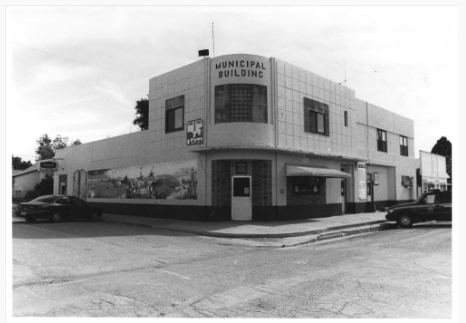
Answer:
[
  {"xmin": 339, "ymin": 60, "xmax": 347, "ymax": 87},
  {"xmin": 212, "ymin": 22, "xmax": 215, "ymax": 57}
]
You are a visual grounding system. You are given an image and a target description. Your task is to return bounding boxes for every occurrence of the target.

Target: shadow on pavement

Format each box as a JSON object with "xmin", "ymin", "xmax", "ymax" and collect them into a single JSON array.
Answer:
[
  {"xmin": 12, "ymin": 218, "xmax": 194, "ymax": 240},
  {"xmin": 410, "ymin": 223, "xmax": 452, "ymax": 229}
]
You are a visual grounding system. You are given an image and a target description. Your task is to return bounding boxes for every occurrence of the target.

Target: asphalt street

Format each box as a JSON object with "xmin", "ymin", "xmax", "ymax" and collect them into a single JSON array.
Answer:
[{"xmin": 12, "ymin": 217, "xmax": 452, "ymax": 318}]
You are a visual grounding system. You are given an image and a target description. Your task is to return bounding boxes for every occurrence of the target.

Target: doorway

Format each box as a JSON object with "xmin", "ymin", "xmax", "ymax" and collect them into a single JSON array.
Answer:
[
  {"xmin": 341, "ymin": 179, "xmax": 347, "ymax": 214},
  {"xmin": 232, "ymin": 176, "xmax": 252, "ymax": 221}
]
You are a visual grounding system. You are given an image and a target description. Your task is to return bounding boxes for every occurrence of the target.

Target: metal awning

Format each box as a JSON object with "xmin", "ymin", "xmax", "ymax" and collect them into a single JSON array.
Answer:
[{"xmin": 286, "ymin": 165, "xmax": 351, "ymax": 178}]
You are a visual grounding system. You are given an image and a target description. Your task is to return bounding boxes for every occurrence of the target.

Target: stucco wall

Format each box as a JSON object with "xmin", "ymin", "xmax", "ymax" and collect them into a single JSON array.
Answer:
[
  {"xmin": 149, "ymin": 59, "xmax": 208, "ymax": 154},
  {"xmin": 275, "ymin": 59, "xmax": 357, "ymax": 159},
  {"xmin": 13, "ymin": 171, "xmax": 41, "ymax": 197},
  {"xmin": 353, "ymin": 99, "xmax": 417, "ymax": 202}
]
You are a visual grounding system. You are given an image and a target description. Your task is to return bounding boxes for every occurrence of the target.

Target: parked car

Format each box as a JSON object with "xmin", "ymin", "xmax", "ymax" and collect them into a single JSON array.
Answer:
[
  {"xmin": 385, "ymin": 190, "xmax": 452, "ymax": 228},
  {"xmin": 15, "ymin": 195, "xmax": 103, "ymax": 223}
]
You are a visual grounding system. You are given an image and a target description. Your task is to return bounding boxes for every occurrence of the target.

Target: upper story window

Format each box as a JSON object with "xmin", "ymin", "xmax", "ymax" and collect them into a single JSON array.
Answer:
[
  {"xmin": 377, "ymin": 129, "xmax": 387, "ymax": 152},
  {"xmin": 304, "ymin": 98, "xmax": 329, "ymax": 136},
  {"xmin": 215, "ymin": 84, "xmax": 267, "ymax": 124},
  {"xmin": 344, "ymin": 111, "xmax": 348, "ymax": 127},
  {"xmin": 400, "ymin": 135, "xmax": 408, "ymax": 156},
  {"xmin": 165, "ymin": 95, "xmax": 184, "ymax": 133}
]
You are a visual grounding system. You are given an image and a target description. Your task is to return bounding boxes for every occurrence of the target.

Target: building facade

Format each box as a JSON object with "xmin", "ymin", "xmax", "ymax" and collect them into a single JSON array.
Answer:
[
  {"xmin": 13, "ymin": 164, "xmax": 53, "ymax": 199},
  {"xmin": 54, "ymin": 54, "xmax": 417, "ymax": 221},
  {"xmin": 416, "ymin": 151, "xmax": 450, "ymax": 196}
]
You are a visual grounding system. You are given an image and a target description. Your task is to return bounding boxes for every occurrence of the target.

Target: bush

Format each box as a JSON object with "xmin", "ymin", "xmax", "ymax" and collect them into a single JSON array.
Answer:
[{"xmin": 31, "ymin": 175, "xmax": 54, "ymax": 197}]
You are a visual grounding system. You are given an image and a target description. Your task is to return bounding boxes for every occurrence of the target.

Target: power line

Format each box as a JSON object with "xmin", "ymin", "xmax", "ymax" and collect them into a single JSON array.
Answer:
[
  {"xmin": 13, "ymin": 41, "xmax": 150, "ymax": 79},
  {"xmin": 12, "ymin": 154, "xmax": 36, "ymax": 158}
]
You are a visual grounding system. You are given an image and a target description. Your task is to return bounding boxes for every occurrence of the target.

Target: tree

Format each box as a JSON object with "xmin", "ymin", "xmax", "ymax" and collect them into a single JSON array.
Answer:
[
  {"xmin": 12, "ymin": 156, "xmax": 33, "ymax": 170},
  {"xmin": 35, "ymin": 134, "xmax": 54, "ymax": 161},
  {"xmin": 431, "ymin": 136, "xmax": 452, "ymax": 185},
  {"xmin": 26, "ymin": 175, "xmax": 54, "ymax": 199},
  {"xmin": 71, "ymin": 139, "xmax": 82, "ymax": 146},
  {"xmin": 35, "ymin": 134, "xmax": 82, "ymax": 161},
  {"xmin": 133, "ymin": 97, "xmax": 149, "ymax": 131}
]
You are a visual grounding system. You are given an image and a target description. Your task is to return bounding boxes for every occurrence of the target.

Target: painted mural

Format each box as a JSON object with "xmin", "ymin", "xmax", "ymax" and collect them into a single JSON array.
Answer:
[{"xmin": 87, "ymin": 160, "xmax": 197, "ymax": 200}]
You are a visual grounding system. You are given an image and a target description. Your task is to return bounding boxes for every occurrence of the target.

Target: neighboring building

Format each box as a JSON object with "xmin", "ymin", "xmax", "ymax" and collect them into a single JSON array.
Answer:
[
  {"xmin": 54, "ymin": 54, "xmax": 417, "ymax": 221},
  {"xmin": 13, "ymin": 164, "xmax": 53, "ymax": 199},
  {"xmin": 416, "ymin": 151, "xmax": 450, "ymax": 197}
]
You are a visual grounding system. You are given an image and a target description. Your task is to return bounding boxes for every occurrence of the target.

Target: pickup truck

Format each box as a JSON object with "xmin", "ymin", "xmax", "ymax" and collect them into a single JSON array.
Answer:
[{"xmin": 385, "ymin": 190, "xmax": 452, "ymax": 228}]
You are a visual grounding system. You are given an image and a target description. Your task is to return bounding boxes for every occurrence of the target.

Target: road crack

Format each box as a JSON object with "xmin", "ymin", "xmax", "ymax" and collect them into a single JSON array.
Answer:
[{"xmin": 412, "ymin": 260, "xmax": 451, "ymax": 278}]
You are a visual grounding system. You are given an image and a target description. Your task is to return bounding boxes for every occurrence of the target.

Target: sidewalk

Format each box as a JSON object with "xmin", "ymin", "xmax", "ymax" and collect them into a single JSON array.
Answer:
[{"xmin": 102, "ymin": 211, "xmax": 397, "ymax": 247}]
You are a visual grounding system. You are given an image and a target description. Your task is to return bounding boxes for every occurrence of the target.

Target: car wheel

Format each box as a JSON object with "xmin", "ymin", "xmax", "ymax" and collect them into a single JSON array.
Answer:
[
  {"xmin": 50, "ymin": 212, "xmax": 61, "ymax": 223},
  {"xmin": 25, "ymin": 216, "xmax": 36, "ymax": 223},
  {"xmin": 88, "ymin": 211, "xmax": 99, "ymax": 222},
  {"xmin": 398, "ymin": 214, "xmax": 413, "ymax": 228}
]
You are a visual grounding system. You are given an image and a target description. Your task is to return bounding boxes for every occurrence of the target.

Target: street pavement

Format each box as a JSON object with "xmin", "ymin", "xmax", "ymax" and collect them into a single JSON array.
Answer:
[{"xmin": 12, "ymin": 218, "xmax": 452, "ymax": 318}]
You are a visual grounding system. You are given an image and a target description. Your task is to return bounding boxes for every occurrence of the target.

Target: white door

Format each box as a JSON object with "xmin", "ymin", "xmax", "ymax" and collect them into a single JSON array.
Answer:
[{"xmin": 232, "ymin": 176, "xmax": 252, "ymax": 221}]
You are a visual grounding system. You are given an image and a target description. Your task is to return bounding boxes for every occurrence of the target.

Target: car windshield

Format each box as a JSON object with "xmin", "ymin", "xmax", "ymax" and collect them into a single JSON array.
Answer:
[
  {"xmin": 415, "ymin": 193, "xmax": 428, "ymax": 203},
  {"xmin": 30, "ymin": 196, "xmax": 57, "ymax": 203}
]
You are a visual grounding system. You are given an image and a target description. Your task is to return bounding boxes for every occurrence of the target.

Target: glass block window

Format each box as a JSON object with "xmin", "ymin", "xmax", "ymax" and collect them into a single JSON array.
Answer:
[
  {"xmin": 165, "ymin": 95, "xmax": 184, "ymax": 133},
  {"xmin": 215, "ymin": 84, "xmax": 267, "ymax": 123},
  {"xmin": 400, "ymin": 135, "xmax": 408, "ymax": 156},
  {"xmin": 377, "ymin": 129, "xmax": 387, "ymax": 152}
]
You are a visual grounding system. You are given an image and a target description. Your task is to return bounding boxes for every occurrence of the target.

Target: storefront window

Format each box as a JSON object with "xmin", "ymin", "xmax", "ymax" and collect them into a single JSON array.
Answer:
[
  {"xmin": 290, "ymin": 177, "xmax": 321, "ymax": 195},
  {"xmin": 215, "ymin": 84, "xmax": 267, "ymax": 124}
]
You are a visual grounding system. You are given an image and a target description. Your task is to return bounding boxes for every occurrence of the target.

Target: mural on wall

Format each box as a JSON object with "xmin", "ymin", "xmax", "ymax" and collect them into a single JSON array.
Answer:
[{"xmin": 87, "ymin": 160, "xmax": 198, "ymax": 200}]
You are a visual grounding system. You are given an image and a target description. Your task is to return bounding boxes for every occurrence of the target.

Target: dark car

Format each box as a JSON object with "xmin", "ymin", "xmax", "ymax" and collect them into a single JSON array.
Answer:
[
  {"xmin": 15, "ymin": 195, "xmax": 103, "ymax": 223},
  {"xmin": 386, "ymin": 190, "xmax": 452, "ymax": 228}
]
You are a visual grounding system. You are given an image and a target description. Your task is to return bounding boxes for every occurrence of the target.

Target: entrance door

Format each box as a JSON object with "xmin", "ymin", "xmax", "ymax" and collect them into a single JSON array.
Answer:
[
  {"xmin": 341, "ymin": 179, "xmax": 347, "ymax": 214},
  {"xmin": 232, "ymin": 176, "xmax": 252, "ymax": 221}
]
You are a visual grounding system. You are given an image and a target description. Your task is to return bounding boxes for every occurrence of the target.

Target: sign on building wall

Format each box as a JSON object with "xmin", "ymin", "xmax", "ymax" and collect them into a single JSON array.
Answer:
[
  {"xmin": 39, "ymin": 160, "xmax": 58, "ymax": 172},
  {"xmin": 358, "ymin": 163, "xmax": 367, "ymax": 200},
  {"xmin": 186, "ymin": 119, "xmax": 203, "ymax": 145},
  {"xmin": 211, "ymin": 54, "xmax": 271, "ymax": 87},
  {"xmin": 373, "ymin": 172, "xmax": 379, "ymax": 185}
]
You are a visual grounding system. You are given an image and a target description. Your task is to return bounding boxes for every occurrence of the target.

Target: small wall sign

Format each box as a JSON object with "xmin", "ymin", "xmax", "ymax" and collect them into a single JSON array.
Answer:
[
  {"xmin": 235, "ymin": 162, "xmax": 248, "ymax": 174},
  {"xmin": 374, "ymin": 172, "xmax": 379, "ymax": 185},
  {"xmin": 186, "ymin": 119, "xmax": 203, "ymax": 145}
]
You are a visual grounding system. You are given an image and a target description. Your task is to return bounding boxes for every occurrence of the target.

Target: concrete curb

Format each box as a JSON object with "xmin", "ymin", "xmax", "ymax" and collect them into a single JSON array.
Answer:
[
  {"xmin": 103, "ymin": 216, "xmax": 392, "ymax": 240},
  {"xmin": 287, "ymin": 222, "xmax": 398, "ymax": 247}
]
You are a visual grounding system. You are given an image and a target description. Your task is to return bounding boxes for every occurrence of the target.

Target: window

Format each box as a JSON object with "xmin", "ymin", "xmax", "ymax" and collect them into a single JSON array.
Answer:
[
  {"xmin": 309, "ymin": 111, "xmax": 325, "ymax": 134},
  {"xmin": 165, "ymin": 95, "xmax": 184, "ymax": 133},
  {"xmin": 290, "ymin": 177, "xmax": 321, "ymax": 195},
  {"xmin": 233, "ymin": 177, "xmax": 251, "ymax": 197},
  {"xmin": 215, "ymin": 84, "xmax": 267, "ymax": 123},
  {"xmin": 440, "ymin": 191, "xmax": 452, "ymax": 204},
  {"xmin": 377, "ymin": 129, "xmax": 387, "ymax": 152},
  {"xmin": 70, "ymin": 197, "xmax": 86, "ymax": 206},
  {"xmin": 400, "ymin": 135, "xmax": 408, "ymax": 156},
  {"xmin": 304, "ymin": 98, "xmax": 329, "ymax": 136},
  {"xmin": 420, "ymin": 193, "xmax": 438, "ymax": 205},
  {"xmin": 344, "ymin": 111, "xmax": 348, "ymax": 127},
  {"xmin": 58, "ymin": 197, "xmax": 71, "ymax": 205}
]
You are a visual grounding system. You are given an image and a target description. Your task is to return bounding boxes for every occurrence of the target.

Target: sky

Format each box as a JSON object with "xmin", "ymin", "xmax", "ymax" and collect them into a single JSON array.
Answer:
[{"xmin": 6, "ymin": 5, "xmax": 458, "ymax": 163}]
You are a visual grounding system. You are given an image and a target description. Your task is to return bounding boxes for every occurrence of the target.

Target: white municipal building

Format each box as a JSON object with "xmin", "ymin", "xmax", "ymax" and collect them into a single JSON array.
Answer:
[{"xmin": 54, "ymin": 54, "xmax": 417, "ymax": 221}]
